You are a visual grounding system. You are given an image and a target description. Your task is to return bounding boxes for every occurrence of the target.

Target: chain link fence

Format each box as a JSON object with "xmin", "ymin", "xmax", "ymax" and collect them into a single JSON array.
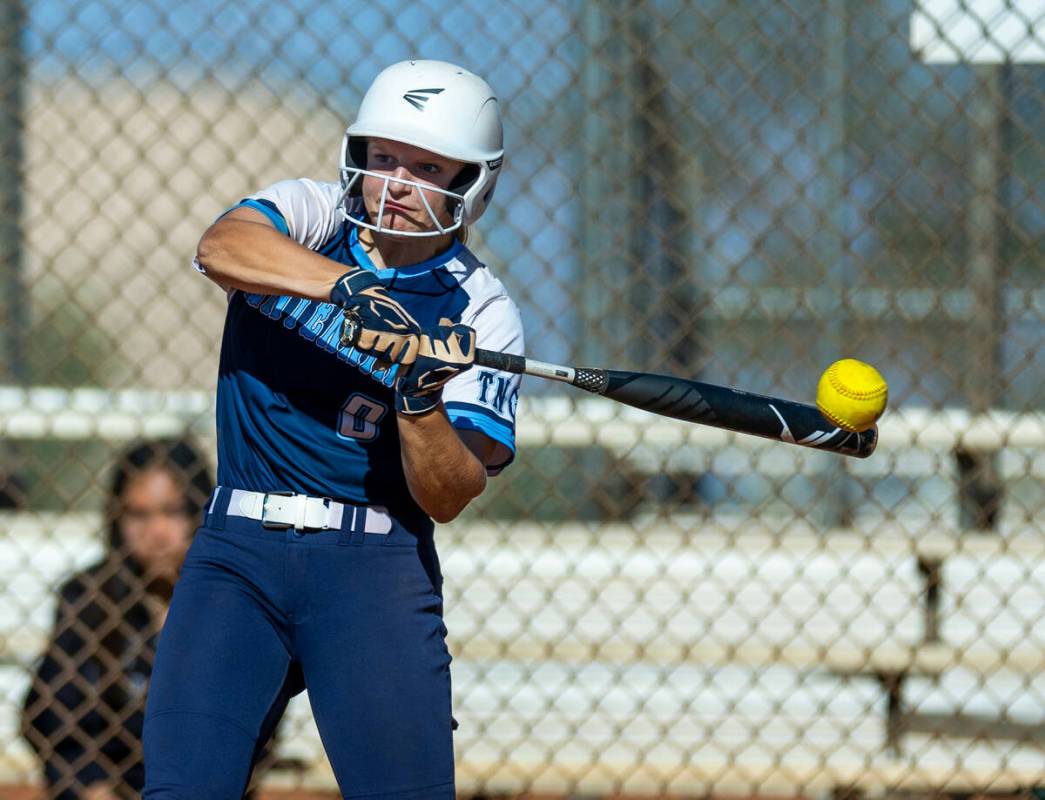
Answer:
[{"xmin": 0, "ymin": 0, "xmax": 1042, "ymax": 797}]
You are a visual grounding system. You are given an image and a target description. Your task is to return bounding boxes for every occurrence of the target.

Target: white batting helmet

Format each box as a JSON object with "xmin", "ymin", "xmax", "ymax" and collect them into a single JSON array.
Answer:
[{"xmin": 339, "ymin": 60, "xmax": 504, "ymax": 237}]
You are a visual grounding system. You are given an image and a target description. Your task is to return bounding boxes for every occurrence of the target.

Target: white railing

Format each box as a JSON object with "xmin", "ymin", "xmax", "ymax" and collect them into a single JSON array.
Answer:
[{"xmin": 2, "ymin": 384, "xmax": 1044, "ymax": 452}]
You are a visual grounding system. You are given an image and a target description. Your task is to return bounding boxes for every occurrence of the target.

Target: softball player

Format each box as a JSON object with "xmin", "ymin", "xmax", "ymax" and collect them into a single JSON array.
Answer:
[{"xmin": 142, "ymin": 60, "xmax": 523, "ymax": 799}]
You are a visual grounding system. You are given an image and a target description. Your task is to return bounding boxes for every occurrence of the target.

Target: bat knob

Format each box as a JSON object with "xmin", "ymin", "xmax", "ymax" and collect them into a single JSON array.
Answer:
[{"xmin": 340, "ymin": 309, "xmax": 362, "ymax": 349}]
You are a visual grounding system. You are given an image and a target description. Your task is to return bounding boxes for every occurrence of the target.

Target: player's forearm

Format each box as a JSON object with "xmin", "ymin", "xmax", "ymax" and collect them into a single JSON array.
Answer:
[
  {"xmin": 398, "ymin": 406, "xmax": 487, "ymax": 523},
  {"xmin": 196, "ymin": 216, "xmax": 342, "ymax": 300}
]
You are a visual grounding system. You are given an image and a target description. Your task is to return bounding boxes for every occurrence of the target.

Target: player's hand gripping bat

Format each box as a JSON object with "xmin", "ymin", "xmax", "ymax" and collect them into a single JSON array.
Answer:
[{"xmin": 473, "ymin": 349, "xmax": 877, "ymax": 458}]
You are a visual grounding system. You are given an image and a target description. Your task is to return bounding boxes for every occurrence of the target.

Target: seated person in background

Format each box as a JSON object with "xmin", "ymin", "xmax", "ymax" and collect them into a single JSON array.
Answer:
[{"xmin": 21, "ymin": 438, "xmax": 279, "ymax": 799}]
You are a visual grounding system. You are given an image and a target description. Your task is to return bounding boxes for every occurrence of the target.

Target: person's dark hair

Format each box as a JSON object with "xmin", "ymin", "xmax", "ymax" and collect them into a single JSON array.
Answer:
[{"xmin": 107, "ymin": 437, "xmax": 214, "ymax": 554}]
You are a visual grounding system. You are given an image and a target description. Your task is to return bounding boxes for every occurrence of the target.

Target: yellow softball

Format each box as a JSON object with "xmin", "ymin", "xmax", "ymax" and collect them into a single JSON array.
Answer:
[{"xmin": 816, "ymin": 359, "xmax": 888, "ymax": 432}]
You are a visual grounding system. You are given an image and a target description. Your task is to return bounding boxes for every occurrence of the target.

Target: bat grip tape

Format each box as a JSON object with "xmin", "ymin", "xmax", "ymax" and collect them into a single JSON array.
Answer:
[{"xmin": 474, "ymin": 348, "xmax": 526, "ymax": 375}]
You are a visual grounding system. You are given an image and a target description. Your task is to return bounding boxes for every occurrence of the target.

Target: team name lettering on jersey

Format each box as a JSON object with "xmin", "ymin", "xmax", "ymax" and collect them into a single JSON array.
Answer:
[
  {"xmin": 244, "ymin": 292, "xmax": 396, "ymax": 387},
  {"xmin": 476, "ymin": 370, "xmax": 518, "ymax": 417}
]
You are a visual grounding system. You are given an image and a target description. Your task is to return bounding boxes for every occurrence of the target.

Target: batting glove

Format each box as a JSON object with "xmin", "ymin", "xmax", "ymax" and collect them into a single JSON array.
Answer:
[
  {"xmin": 395, "ymin": 319, "xmax": 477, "ymax": 415},
  {"xmin": 332, "ymin": 268, "xmax": 421, "ymax": 366}
]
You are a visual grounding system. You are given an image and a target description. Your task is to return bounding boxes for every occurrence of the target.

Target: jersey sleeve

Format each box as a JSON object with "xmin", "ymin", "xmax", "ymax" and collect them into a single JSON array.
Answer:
[
  {"xmin": 443, "ymin": 293, "xmax": 524, "ymax": 476},
  {"xmin": 236, "ymin": 178, "xmax": 343, "ymax": 250},
  {"xmin": 191, "ymin": 179, "xmax": 343, "ymax": 279}
]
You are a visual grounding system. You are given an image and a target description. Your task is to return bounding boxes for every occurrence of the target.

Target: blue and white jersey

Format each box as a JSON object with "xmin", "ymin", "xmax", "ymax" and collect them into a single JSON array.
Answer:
[{"xmin": 201, "ymin": 178, "xmax": 524, "ymax": 518}]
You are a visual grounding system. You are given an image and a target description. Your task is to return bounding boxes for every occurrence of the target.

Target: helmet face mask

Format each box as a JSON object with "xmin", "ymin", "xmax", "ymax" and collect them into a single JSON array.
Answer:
[
  {"xmin": 339, "ymin": 163, "xmax": 467, "ymax": 238},
  {"xmin": 339, "ymin": 60, "xmax": 503, "ymax": 239}
]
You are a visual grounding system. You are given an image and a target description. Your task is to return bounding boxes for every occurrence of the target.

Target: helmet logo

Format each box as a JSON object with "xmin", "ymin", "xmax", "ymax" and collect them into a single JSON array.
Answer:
[{"xmin": 403, "ymin": 87, "xmax": 444, "ymax": 111}]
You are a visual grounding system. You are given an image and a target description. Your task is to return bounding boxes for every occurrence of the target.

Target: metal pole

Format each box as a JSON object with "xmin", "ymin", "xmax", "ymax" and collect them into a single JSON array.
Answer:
[
  {"xmin": 0, "ymin": 0, "xmax": 26, "ymax": 384},
  {"xmin": 573, "ymin": 5, "xmax": 643, "ymax": 519},
  {"xmin": 627, "ymin": 14, "xmax": 706, "ymax": 511},
  {"xmin": 579, "ymin": 4, "xmax": 637, "ymax": 368},
  {"xmin": 958, "ymin": 64, "xmax": 1005, "ymax": 531},
  {"xmin": 630, "ymin": 18, "xmax": 701, "ymax": 378},
  {"xmin": 0, "ymin": 0, "xmax": 26, "ymax": 509},
  {"xmin": 821, "ymin": 0, "xmax": 850, "ymax": 527}
]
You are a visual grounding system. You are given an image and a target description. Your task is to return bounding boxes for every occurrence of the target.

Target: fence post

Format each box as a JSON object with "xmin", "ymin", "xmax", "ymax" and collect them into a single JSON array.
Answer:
[
  {"xmin": 821, "ymin": 0, "xmax": 852, "ymax": 528},
  {"xmin": 960, "ymin": 64, "xmax": 1006, "ymax": 532},
  {"xmin": 0, "ymin": 0, "xmax": 26, "ymax": 509}
]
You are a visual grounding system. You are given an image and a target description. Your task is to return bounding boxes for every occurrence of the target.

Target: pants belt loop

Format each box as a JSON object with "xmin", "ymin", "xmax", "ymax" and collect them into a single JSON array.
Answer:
[
  {"xmin": 336, "ymin": 505, "xmax": 356, "ymax": 546},
  {"xmin": 350, "ymin": 506, "xmax": 366, "ymax": 546},
  {"xmin": 207, "ymin": 487, "xmax": 229, "ymax": 531}
]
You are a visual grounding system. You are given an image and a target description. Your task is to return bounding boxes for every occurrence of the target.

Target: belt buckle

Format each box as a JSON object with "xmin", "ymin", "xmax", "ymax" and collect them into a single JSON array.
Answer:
[
  {"xmin": 300, "ymin": 496, "xmax": 334, "ymax": 531},
  {"xmin": 261, "ymin": 491, "xmax": 295, "ymax": 530}
]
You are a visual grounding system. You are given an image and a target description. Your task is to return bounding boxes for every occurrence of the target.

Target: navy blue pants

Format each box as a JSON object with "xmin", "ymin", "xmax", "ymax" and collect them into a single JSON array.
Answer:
[{"xmin": 143, "ymin": 490, "xmax": 454, "ymax": 799}]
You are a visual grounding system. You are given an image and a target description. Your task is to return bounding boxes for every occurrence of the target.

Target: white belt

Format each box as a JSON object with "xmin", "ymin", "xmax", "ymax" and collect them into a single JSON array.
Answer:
[{"xmin": 219, "ymin": 488, "xmax": 392, "ymax": 534}]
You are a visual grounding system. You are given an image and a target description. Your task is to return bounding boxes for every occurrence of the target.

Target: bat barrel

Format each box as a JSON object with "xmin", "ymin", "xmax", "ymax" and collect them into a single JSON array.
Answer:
[{"xmin": 602, "ymin": 370, "xmax": 877, "ymax": 458}]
